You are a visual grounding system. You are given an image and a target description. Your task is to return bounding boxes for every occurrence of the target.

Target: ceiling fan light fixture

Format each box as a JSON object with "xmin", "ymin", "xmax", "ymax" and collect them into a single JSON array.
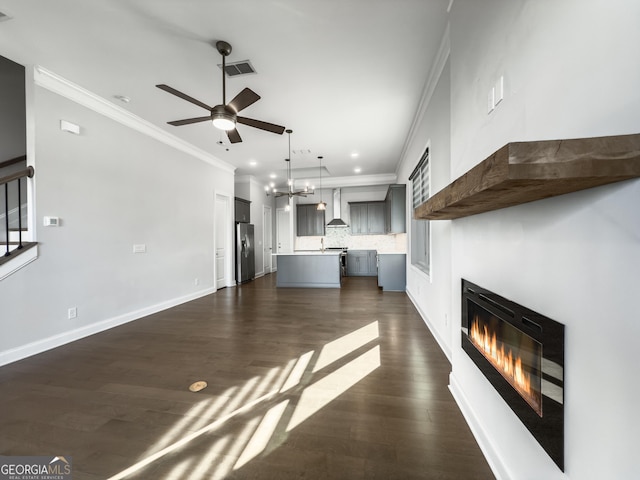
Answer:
[
  {"xmin": 212, "ymin": 117, "xmax": 235, "ymax": 131},
  {"xmin": 211, "ymin": 105, "xmax": 236, "ymax": 131}
]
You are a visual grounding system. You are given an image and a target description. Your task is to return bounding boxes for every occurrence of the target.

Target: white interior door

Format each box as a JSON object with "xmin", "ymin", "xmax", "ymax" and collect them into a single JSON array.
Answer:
[
  {"xmin": 263, "ymin": 205, "xmax": 273, "ymax": 273},
  {"xmin": 276, "ymin": 208, "xmax": 291, "ymax": 253},
  {"xmin": 215, "ymin": 194, "xmax": 229, "ymax": 289}
]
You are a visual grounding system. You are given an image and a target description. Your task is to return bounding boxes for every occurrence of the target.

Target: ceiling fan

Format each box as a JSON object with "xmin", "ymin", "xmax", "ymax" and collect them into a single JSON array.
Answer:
[{"xmin": 156, "ymin": 40, "xmax": 285, "ymax": 144}]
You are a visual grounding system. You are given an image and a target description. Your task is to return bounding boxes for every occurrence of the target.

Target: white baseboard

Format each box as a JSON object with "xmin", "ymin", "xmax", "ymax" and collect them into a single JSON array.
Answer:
[
  {"xmin": 406, "ymin": 287, "xmax": 452, "ymax": 362},
  {"xmin": 449, "ymin": 372, "xmax": 509, "ymax": 480},
  {"xmin": 0, "ymin": 286, "xmax": 216, "ymax": 367}
]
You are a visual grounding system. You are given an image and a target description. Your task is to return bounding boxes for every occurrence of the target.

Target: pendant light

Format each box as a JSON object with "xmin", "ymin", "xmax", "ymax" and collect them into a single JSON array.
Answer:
[
  {"xmin": 317, "ymin": 156, "xmax": 326, "ymax": 211},
  {"xmin": 274, "ymin": 129, "xmax": 313, "ymax": 199}
]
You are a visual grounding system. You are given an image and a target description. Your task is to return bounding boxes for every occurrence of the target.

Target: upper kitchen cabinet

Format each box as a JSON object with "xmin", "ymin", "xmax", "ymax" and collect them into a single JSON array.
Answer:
[
  {"xmin": 349, "ymin": 203, "xmax": 367, "ymax": 234},
  {"xmin": 367, "ymin": 202, "xmax": 385, "ymax": 234},
  {"xmin": 296, "ymin": 203, "xmax": 326, "ymax": 236},
  {"xmin": 235, "ymin": 197, "xmax": 251, "ymax": 223},
  {"xmin": 349, "ymin": 202, "xmax": 385, "ymax": 235},
  {"xmin": 385, "ymin": 184, "xmax": 406, "ymax": 234}
]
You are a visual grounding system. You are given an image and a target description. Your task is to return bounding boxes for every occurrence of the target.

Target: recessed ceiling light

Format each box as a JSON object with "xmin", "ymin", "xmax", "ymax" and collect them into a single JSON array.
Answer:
[
  {"xmin": 354, "ymin": 167, "xmax": 362, "ymax": 173},
  {"xmin": 113, "ymin": 95, "xmax": 130, "ymax": 103},
  {"xmin": 351, "ymin": 152, "xmax": 359, "ymax": 159},
  {"xmin": 269, "ymin": 182, "xmax": 275, "ymax": 188},
  {"xmin": 269, "ymin": 173, "xmax": 277, "ymax": 179},
  {"xmin": 249, "ymin": 160, "xmax": 257, "ymax": 166}
]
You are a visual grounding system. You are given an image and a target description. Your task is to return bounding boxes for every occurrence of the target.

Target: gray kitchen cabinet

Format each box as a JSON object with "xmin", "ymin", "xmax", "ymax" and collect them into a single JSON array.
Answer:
[
  {"xmin": 346, "ymin": 250, "xmax": 378, "ymax": 276},
  {"xmin": 385, "ymin": 184, "xmax": 406, "ymax": 234},
  {"xmin": 349, "ymin": 202, "xmax": 385, "ymax": 235},
  {"xmin": 296, "ymin": 204, "xmax": 325, "ymax": 236},
  {"xmin": 367, "ymin": 202, "xmax": 385, "ymax": 234},
  {"xmin": 349, "ymin": 203, "xmax": 368, "ymax": 235},
  {"xmin": 235, "ymin": 197, "xmax": 251, "ymax": 223},
  {"xmin": 377, "ymin": 253, "xmax": 406, "ymax": 291}
]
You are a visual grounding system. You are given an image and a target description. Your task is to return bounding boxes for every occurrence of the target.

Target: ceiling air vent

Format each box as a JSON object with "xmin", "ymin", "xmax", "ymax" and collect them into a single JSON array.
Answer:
[{"xmin": 217, "ymin": 60, "xmax": 256, "ymax": 77}]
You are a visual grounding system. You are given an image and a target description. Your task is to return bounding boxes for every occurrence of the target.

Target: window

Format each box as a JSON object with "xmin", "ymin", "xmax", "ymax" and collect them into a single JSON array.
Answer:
[{"xmin": 409, "ymin": 147, "xmax": 430, "ymax": 275}]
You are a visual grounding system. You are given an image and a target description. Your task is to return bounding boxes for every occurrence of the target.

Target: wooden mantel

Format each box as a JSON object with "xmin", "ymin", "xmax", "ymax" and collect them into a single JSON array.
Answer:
[{"xmin": 414, "ymin": 133, "xmax": 640, "ymax": 220}]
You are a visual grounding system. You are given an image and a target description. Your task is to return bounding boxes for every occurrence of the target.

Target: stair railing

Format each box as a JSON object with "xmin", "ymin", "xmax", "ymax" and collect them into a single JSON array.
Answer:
[{"xmin": 1, "ymin": 164, "xmax": 34, "ymax": 257}]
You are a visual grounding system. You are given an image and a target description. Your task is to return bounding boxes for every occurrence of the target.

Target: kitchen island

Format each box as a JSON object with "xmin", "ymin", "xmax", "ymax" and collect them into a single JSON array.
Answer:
[{"xmin": 274, "ymin": 251, "xmax": 342, "ymax": 288}]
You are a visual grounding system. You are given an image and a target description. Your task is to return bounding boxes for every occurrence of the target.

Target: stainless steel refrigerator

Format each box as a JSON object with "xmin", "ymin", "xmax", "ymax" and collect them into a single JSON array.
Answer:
[{"xmin": 236, "ymin": 222, "xmax": 255, "ymax": 284}]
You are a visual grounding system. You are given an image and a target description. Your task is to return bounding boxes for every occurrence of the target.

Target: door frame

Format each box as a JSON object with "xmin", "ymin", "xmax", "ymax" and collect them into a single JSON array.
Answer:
[
  {"xmin": 276, "ymin": 207, "xmax": 292, "ymax": 254},
  {"xmin": 214, "ymin": 191, "xmax": 234, "ymax": 289},
  {"xmin": 263, "ymin": 205, "xmax": 273, "ymax": 273}
]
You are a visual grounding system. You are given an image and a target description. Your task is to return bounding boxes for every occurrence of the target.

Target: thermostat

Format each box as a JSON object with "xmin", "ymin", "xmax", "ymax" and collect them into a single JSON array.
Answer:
[{"xmin": 43, "ymin": 216, "xmax": 60, "ymax": 227}]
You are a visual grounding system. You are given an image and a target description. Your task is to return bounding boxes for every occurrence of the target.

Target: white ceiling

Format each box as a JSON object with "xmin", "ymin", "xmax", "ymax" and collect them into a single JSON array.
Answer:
[{"xmin": 0, "ymin": 0, "xmax": 450, "ymax": 189}]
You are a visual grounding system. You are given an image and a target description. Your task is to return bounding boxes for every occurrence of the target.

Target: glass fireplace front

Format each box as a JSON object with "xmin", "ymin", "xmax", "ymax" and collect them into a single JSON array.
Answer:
[{"xmin": 461, "ymin": 279, "xmax": 564, "ymax": 471}]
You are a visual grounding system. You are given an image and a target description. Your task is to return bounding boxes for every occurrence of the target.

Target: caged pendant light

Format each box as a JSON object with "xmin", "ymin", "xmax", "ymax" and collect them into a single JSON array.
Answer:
[
  {"xmin": 317, "ymin": 156, "xmax": 326, "ymax": 211},
  {"xmin": 274, "ymin": 129, "xmax": 313, "ymax": 199}
]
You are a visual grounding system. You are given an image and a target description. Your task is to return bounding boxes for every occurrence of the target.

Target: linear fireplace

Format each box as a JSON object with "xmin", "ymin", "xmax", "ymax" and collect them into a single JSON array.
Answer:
[{"xmin": 461, "ymin": 279, "xmax": 565, "ymax": 471}]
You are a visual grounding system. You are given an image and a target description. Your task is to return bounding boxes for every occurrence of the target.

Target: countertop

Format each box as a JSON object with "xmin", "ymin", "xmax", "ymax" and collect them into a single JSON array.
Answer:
[
  {"xmin": 273, "ymin": 250, "xmax": 406, "ymax": 255},
  {"xmin": 273, "ymin": 250, "xmax": 342, "ymax": 256}
]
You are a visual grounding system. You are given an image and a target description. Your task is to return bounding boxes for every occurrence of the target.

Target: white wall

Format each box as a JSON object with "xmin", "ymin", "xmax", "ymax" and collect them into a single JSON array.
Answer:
[
  {"xmin": 0, "ymin": 81, "xmax": 235, "ymax": 364},
  {"xmin": 397, "ymin": 57, "xmax": 452, "ymax": 359},
  {"xmin": 400, "ymin": 1, "xmax": 640, "ymax": 479}
]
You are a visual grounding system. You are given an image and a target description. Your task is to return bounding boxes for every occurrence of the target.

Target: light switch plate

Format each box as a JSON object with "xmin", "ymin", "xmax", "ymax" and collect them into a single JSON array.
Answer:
[
  {"xmin": 488, "ymin": 87, "xmax": 495, "ymax": 114},
  {"xmin": 495, "ymin": 76, "xmax": 504, "ymax": 105}
]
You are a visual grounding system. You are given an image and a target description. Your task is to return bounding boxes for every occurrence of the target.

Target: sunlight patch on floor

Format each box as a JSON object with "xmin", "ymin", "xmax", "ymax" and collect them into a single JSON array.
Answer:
[
  {"xmin": 280, "ymin": 351, "xmax": 314, "ymax": 393},
  {"xmin": 106, "ymin": 388, "xmax": 281, "ymax": 480},
  {"xmin": 234, "ymin": 400, "xmax": 290, "ymax": 470},
  {"xmin": 287, "ymin": 345, "xmax": 381, "ymax": 431},
  {"xmin": 187, "ymin": 435, "xmax": 231, "ymax": 480},
  {"xmin": 107, "ymin": 321, "xmax": 381, "ymax": 480},
  {"xmin": 165, "ymin": 457, "xmax": 194, "ymax": 480},
  {"xmin": 141, "ymin": 386, "xmax": 238, "ymax": 457},
  {"xmin": 313, "ymin": 321, "xmax": 379, "ymax": 373}
]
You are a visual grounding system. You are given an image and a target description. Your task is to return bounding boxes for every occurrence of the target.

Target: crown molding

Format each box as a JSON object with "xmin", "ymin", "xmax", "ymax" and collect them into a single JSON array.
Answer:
[
  {"xmin": 33, "ymin": 66, "xmax": 236, "ymax": 174},
  {"xmin": 234, "ymin": 174, "xmax": 264, "ymax": 187},
  {"xmin": 293, "ymin": 173, "xmax": 397, "ymax": 189}
]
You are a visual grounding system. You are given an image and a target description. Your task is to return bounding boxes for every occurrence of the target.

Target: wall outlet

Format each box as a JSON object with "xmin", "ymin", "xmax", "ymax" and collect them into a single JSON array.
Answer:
[
  {"xmin": 68, "ymin": 307, "xmax": 77, "ymax": 319},
  {"xmin": 194, "ymin": 278, "xmax": 199, "ymax": 286}
]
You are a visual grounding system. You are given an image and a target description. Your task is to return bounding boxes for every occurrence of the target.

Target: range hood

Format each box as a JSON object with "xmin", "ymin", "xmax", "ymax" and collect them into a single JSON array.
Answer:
[{"xmin": 327, "ymin": 189, "xmax": 348, "ymax": 227}]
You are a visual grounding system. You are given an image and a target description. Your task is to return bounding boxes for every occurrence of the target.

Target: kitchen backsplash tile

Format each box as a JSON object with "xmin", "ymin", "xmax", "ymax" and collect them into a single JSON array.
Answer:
[{"xmin": 295, "ymin": 230, "xmax": 407, "ymax": 253}]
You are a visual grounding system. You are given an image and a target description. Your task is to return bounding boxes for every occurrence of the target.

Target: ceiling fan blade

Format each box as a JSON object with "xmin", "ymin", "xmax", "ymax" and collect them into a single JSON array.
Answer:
[
  {"xmin": 237, "ymin": 116, "xmax": 286, "ymax": 135},
  {"xmin": 156, "ymin": 84, "xmax": 212, "ymax": 111},
  {"xmin": 167, "ymin": 116, "xmax": 211, "ymax": 126},
  {"xmin": 228, "ymin": 88, "xmax": 260, "ymax": 113},
  {"xmin": 227, "ymin": 128, "xmax": 242, "ymax": 144}
]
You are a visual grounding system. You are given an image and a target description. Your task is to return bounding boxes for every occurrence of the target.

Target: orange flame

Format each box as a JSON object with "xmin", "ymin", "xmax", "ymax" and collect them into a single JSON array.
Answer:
[{"xmin": 470, "ymin": 316, "xmax": 542, "ymax": 416}]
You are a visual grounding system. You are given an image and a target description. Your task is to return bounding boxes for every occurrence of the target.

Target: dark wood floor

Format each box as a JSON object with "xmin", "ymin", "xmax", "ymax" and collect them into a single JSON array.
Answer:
[{"xmin": 0, "ymin": 275, "xmax": 494, "ymax": 479}]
